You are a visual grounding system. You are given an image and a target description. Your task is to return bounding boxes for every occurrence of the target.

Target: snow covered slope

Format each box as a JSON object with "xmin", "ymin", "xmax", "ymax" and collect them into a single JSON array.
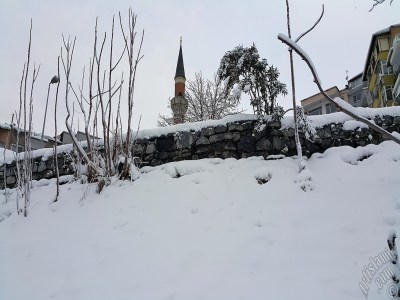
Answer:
[{"xmin": 1, "ymin": 142, "xmax": 400, "ymax": 300}]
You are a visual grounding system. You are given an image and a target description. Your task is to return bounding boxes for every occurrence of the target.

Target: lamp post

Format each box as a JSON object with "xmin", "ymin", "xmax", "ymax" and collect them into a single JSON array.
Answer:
[{"xmin": 41, "ymin": 75, "xmax": 60, "ymax": 145}]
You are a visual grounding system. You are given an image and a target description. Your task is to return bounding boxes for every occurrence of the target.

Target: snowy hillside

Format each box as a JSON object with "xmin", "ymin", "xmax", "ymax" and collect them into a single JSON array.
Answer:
[{"xmin": 1, "ymin": 141, "xmax": 400, "ymax": 300}]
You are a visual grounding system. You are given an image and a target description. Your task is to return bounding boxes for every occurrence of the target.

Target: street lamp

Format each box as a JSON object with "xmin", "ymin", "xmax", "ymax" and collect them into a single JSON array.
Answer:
[{"xmin": 41, "ymin": 75, "xmax": 60, "ymax": 145}]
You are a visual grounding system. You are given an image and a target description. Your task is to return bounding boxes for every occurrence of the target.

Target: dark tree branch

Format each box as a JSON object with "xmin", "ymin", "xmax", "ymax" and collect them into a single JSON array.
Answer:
[
  {"xmin": 369, "ymin": 0, "xmax": 394, "ymax": 11},
  {"xmin": 294, "ymin": 4, "xmax": 324, "ymax": 43}
]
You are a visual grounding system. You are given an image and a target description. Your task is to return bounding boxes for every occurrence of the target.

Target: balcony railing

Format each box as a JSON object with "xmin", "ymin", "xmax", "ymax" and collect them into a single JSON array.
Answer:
[{"xmin": 394, "ymin": 74, "xmax": 400, "ymax": 99}]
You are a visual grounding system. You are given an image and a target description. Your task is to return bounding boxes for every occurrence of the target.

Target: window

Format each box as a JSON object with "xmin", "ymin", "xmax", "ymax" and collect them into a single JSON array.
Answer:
[
  {"xmin": 308, "ymin": 106, "xmax": 322, "ymax": 115},
  {"xmin": 326, "ymin": 104, "xmax": 335, "ymax": 114},
  {"xmin": 0, "ymin": 142, "xmax": 4, "ymax": 148},
  {"xmin": 349, "ymin": 77, "xmax": 362, "ymax": 90},
  {"xmin": 380, "ymin": 60, "xmax": 393, "ymax": 75},
  {"xmin": 352, "ymin": 94, "xmax": 361, "ymax": 103},
  {"xmin": 378, "ymin": 37, "xmax": 390, "ymax": 52},
  {"xmin": 385, "ymin": 86, "xmax": 393, "ymax": 102},
  {"xmin": 371, "ymin": 56, "xmax": 377, "ymax": 72},
  {"xmin": 11, "ymin": 144, "xmax": 24, "ymax": 153}
]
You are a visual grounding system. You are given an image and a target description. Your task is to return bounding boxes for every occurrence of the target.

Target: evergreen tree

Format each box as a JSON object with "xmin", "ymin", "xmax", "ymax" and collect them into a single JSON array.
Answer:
[{"xmin": 217, "ymin": 44, "xmax": 287, "ymax": 115}]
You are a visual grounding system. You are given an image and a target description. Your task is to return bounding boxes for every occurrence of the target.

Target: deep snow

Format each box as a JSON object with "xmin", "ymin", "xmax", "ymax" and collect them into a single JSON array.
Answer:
[{"xmin": 1, "ymin": 141, "xmax": 400, "ymax": 300}]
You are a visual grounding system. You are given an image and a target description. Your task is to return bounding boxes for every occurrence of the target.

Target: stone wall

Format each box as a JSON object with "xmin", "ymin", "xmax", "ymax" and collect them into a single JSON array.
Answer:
[
  {"xmin": 1, "ymin": 113, "xmax": 399, "ymax": 189},
  {"xmin": 0, "ymin": 153, "xmax": 76, "ymax": 189},
  {"xmin": 132, "ymin": 115, "xmax": 400, "ymax": 167}
]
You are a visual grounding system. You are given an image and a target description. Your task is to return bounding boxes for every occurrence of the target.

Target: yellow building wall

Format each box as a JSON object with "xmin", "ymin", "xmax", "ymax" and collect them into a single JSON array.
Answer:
[
  {"xmin": 378, "ymin": 51, "xmax": 388, "ymax": 61},
  {"xmin": 368, "ymin": 73, "xmax": 377, "ymax": 91},
  {"xmin": 383, "ymin": 74, "xmax": 396, "ymax": 86}
]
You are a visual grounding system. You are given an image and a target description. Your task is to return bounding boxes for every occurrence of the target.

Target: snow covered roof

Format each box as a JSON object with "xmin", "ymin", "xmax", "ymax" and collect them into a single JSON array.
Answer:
[
  {"xmin": 348, "ymin": 72, "xmax": 363, "ymax": 83},
  {"xmin": 299, "ymin": 86, "xmax": 340, "ymax": 105},
  {"xmin": 0, "ymin": 123, "xmax": 11, "ymax": 130}
]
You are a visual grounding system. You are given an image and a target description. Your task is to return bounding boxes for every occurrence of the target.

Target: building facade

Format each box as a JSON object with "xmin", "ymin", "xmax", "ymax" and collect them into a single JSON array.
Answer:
[
  {"xmin": 300, "ymin": 86, "xmax": 348, "ymax": 115},
  {"xmin": 362, "ymin": 24, "xmax": 400, "ymax": 108},
  {"xmin": 347, "ymin": 73, "xmax": 369, "ymax": 108},
  {"xmin": 0, "ymin": 123, "xmax": 59, "ymax": 152},
  {"xmin": 57, "ymin": 131, "xmax": 99, "ymax": 145},
  {"xmin": 388, "ymin": 32, "xmax": 400, "ymax": 104}
]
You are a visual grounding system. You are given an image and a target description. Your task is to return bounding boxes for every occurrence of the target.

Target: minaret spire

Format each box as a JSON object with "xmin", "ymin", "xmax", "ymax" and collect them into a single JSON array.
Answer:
[
  {"xmin": 175, "ymin": 38, "xmax": 185, "ymax": 80},
  {"xmin": 170, "ymin": 37, "xmax": 188, "ymax": 124}
]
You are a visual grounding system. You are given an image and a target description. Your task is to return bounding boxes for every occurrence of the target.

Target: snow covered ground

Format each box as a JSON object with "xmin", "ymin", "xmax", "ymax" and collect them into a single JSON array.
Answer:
[{"xmin": 1, "ymin": 141, "xmax": 400, "ymax": 300}]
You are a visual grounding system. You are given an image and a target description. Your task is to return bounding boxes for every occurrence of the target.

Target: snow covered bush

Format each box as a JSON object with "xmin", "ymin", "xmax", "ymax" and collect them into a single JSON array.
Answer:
[{"xmin": 296, "ymin": 106, "xmax": 317, "ymax": 140}]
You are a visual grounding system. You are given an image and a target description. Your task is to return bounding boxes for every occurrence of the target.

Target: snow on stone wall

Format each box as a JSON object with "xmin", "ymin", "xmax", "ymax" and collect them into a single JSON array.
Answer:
[{"xmin": 1, "ymin": 110, "xmax": 400, "ymax": 189}]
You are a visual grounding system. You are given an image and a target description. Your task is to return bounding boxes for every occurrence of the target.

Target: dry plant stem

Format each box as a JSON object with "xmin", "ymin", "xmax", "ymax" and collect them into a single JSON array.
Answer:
[
  {"xmin": 18, "ymin": 18, "xmax": 37, "ymax": 217},
  {"xmin": 119, "ymin": 9, "xmax": 144, "ymax": 178},
  {"xmin": 26, "ymin": 64, "xmax": 40, "ymax": 214},
  {"xmin": 285, "ymin": 0, "xmax": 303, "ymax": 165},
  {"xmin": 16, "ymin": 63, "xmax": 26, "ymax": 214},
  {"xmin": 41, "ymin": 82, "xmax": 51, "ymax": 144},
  {"xmin": 95, "ymin": 26, "xmax": 109, "ymax": 176},
  {"xmin": 278, "ymin": 35, "xmax": 400, "ymax": 145},
  {"xmin": 54, "ymin": 57, "xmax": 61, "ymax": 202},
  {"xmin": 62, "ymin": 36, "xmax": 102, "ymax": 173},
  {"xmin": 285, "ymin": 1, "xmax": 324, "ymax": 171}
]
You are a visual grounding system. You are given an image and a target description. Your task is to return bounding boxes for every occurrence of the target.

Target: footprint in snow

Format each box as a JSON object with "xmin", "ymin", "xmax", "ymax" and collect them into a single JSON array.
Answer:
[
  {"xmin": 254, "ymin": 221, "xmax": 263, "ymax": 228},
  {"xmin": 192, "ymin": 178, "xmax": 201, "ymax": 184},
  {"xmin": 113, "ymin": 221, "xmax": 129, "ymax": 230}
]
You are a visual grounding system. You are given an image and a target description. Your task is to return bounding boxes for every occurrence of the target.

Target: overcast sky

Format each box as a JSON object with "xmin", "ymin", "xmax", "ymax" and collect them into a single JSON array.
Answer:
[{"xmin": 0, "ymin": 0, "xmax": 399, "ymax": 135}]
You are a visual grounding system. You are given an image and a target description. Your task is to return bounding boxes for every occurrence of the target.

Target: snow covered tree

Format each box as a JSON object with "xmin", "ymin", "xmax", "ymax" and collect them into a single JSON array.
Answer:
[
  {"xmin": 158, "ymin": 72, "xmax": 241, "ymax": 126},
  {"xmin": 217, "ymin": 44, "xmax": 287, "ymax": 116}
]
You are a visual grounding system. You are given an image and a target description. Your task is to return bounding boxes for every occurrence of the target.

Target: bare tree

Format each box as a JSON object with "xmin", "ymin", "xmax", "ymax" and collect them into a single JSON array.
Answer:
[
  {"xmin": 62, "ymin": 35, "xmax": 101, "ymax": 175},
  {"xmin": 61, "ymin": 9, "xmax": 144, "ymax": 192},
  {"xmin": 158, "ymin": 72, "xmax": 242, "ymax": 126}
]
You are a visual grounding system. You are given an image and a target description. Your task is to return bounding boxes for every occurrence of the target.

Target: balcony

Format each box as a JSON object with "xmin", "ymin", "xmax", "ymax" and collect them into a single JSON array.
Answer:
[
  {"xmin": 394, "ymin": 74, "xmax": 400, "ymax": 99},
  {"xmin": 388, "ymin": 34, "xmax": 400, "ymax": 73}
]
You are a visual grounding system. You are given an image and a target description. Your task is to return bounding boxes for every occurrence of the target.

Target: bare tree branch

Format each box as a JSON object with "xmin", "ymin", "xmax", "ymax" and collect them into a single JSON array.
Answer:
[
  {"xmin": 369, "ymin": 0, "xmax": 394, "ymax": 11},
  {"xmin": 278, "ymin": 33, "xmax": 400, "ymax": 145},
  {"xmin": 294, "ymin": 4, "xmax": 324, "ymax": 43}
]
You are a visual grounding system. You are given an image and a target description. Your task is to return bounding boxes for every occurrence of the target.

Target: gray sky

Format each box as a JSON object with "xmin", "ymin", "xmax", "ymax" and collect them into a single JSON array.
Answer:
[{"xmin": 0, "ymin": 0, "xmax": 399, "ymax": 135}]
